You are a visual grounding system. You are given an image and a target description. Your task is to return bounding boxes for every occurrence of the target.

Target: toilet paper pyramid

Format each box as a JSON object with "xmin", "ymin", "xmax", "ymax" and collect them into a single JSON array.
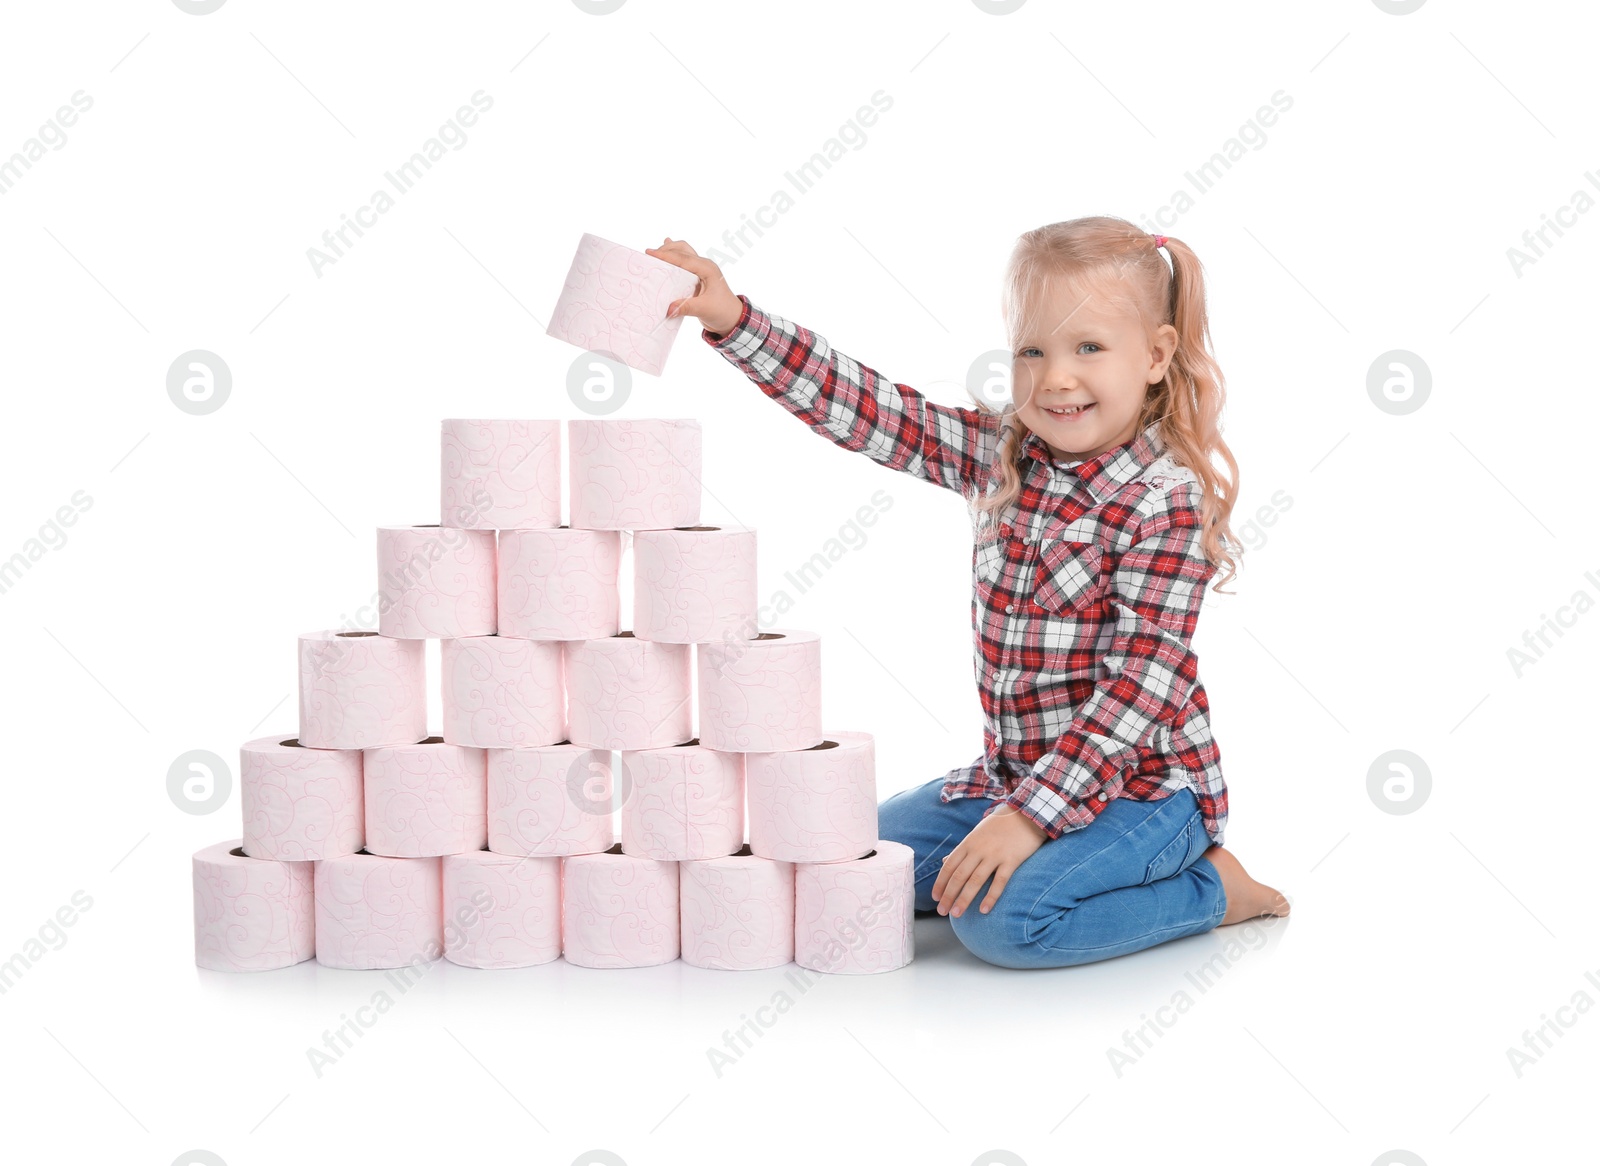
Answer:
[{"xmin": 192, "ymin": 415, "xmax": 910, "ymax": 975}]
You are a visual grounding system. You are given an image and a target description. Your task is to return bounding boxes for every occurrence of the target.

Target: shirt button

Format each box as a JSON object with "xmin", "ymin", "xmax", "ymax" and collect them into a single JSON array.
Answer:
[
  {"xmin": 1005, "ymin": 603, "xmax": 1015, "ymax": 613},
  {"xmin": 1096, "ymin": 792, "xmax": 1109, "ymax": 801}
]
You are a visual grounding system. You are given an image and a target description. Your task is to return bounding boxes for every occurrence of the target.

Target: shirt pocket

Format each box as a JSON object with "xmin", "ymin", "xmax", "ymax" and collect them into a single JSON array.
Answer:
[{"xmin": 1033, "ymin": 538, "xmax": 1109, "ymax": 616}]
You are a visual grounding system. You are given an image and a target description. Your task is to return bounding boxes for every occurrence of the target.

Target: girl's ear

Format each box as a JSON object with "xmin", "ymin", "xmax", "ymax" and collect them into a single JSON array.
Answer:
[{"xmin": 1149, "ymin": 323, "xmax": 1179, "ymax": 383}]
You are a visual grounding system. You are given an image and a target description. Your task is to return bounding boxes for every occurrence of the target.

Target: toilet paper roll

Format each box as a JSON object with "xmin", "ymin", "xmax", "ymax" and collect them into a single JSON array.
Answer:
[
  {"xmin": 697, "ymin": 629, "xmax": 823, "ymax": 752},
  {"xmin": 363, "ymin": 737, "xmax": 487, "ymax": 858},
  {"xmin": 192, "ymin": 840, "xmax": 315, "ymax": 972},
  {"xmin": 546, "ymin": 233, "xmax": 700, "ymax": 377},
  {"xmin": 314, "ymin": 852, "xmax": 445, "ymax": 970},
  {"xmin": 240, "ymin": 735, "xmax": 364, "ymax": 861},
  {"xmin": 497, "ymin": 526, "xmax": 621, "ymax": 641},
  {"xmin": 794, "ymin": 841, "xmax": 915, "ymax": 975},
  {"xmin": 487, "ymin": 744, "xmax": 615, "ymax": 857},
  {"xmin": 441, "ymin": 635, "xmax": 565, "ymax": 748},
  {"xmin": 561, "ymin": 844, "xmax": 680, "ymax": 968},
  {"xmin": 566, "ymin": 633, "xmax": 693, "ymax": 750},
  {"xmin": 633, "ymin": 525, "xmax": 758, "ymax": 644},
  {"xmin": 441, "ymin": 418, "xmax": 561, "ymax": 530},
  {"xmin": 298, "ymin": 630, "xmax": 426, "ymax": 750},
  {"xmin": 441, "ymin": 849, "xmax": 562, "ymax": 969},
  {"xmin": 680, "ymin": 845, "xmax": 794, "ymax": 971},
  {"xmin": 377, "ymin": 524, "xmax": 497, "ymax": 639},
  {"xmin": 568, "ymin": 418, "xmax": 702, "ymax": 530},
  {"xmin": 747, "ymin": 731, "xmax": 878, "ymax": 863},
  {"xmin": 621, "ymin": 738, "xmax": 744, "ymax": 861}
]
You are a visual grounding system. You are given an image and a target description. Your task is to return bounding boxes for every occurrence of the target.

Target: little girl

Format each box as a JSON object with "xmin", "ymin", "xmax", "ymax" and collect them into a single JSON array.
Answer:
[{"xmin": 647, "ymin": 217, "xmax": 1288, "ymax": 970}]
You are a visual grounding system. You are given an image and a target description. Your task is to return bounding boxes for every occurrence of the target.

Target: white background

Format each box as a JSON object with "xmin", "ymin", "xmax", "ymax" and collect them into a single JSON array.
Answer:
[{"xmin": 1, "ymin": 1, "xmax": 1594, "ymax": 1164}]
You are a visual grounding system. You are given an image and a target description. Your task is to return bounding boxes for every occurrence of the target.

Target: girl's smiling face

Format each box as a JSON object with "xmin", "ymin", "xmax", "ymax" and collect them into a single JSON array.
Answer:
[{"xmin": 1011, "ymin": 278, "xmax": 1178, "ymax": 463}]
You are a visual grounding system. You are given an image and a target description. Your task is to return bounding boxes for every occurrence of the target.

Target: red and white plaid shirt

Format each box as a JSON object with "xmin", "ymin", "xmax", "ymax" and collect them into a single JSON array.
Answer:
[{"xmin": 702, "ymin": 295, "xmax": 1228, "ymax": 844}]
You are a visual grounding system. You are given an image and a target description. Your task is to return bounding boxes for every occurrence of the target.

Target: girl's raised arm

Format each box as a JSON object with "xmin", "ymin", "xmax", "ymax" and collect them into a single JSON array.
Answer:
[
  {"xmin": 703, "ymin": 293, "xmax": 998, "ymax": 498},
  {"xmin": 647, "ymin": 238, "xmax": 997, "ymax": 498}
]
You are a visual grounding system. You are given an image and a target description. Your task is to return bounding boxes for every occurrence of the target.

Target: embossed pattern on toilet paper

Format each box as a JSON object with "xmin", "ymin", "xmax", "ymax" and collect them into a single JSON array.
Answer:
[
  {"xmin": 680, "ymin": 853, "xmax": 794, "ymax": 970},
  {"xmin": 298, "ymin": 630, "xmax": 426, "ymax": 750},
  {"xmin": 486, "ymin": 744, "xmax": 613, "ymax": 856},
  {"xmin": 546, "ymin": 233, "xmax": 700, "ymax": 377},
  {"xmin": 363, "ymin": 739, "xmax": 487, "ymax": 857},
  {"xmin": 314, "ymin": 853, "xmax": 444, "ymax": 970},
  {"xmin": 442, "ymin": 850, "xmax": 562, "ymax": 969},
  {"xmin": 697, "ymin": 629, "xmax": 823, "ymax": 752},
  {"xmin": 568, "ymin": 418, "xmax": 702, "ymax": 530},
  {"xmin": 441, "ymin": 635, "xmax": 565, "ymax": 748},
  {"xmin": 377, "ymin": 525, "xmax": 497, "ymax": 639},
  {"xmin": 497, "ymin": 527, "xmax": 621, "ymax": 640},
  {"xmin": 621, "ymin": 743, "xmax": 744, "ymax": 860},
  {"xmin": 747, "ymin": 731, "xmax": 878, "ymax": 863},
  {"xmin": 566, "ymin": 636, "xmax": 692, "ymax": 750},
  {"xmin": 441, "ymin": 418, "xmax": 561, "ymax": 530},
  {"xmin": 794, "ymin": 840, "xmax": 915, "ymax": 975},
  {"xmin": 192, "ymin": 840, "xmax": 315, "ymax": 972},
  {"xmin": 240, "ymin": 736, "xmax": 364, "ymax": 861},
  {"xmin": 561, "ymin": 850, "xmax": 680, "ymax": 968},
  {"xmin": 633, "ymin": 526, "xmax": 758, "ymax": 643}
]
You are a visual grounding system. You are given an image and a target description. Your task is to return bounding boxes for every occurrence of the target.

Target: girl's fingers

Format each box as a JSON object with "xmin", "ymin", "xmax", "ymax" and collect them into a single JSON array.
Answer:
[
  {"xmin": 949, "ymin": 859, "xmax": 996, "ymax": 918},
  {"xmin": 937, "ymin": 852, "xmax": 983, "ymax": 914},
  {"xmin": 977, "ymin": 866, "xmax": 1012, "ymax": 914}
]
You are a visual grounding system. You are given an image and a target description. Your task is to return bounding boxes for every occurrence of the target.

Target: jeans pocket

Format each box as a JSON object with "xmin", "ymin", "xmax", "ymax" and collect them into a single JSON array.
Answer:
[{"xmin": 1142, "ymin": 813, "xmax": 1198, "ymax": 885}]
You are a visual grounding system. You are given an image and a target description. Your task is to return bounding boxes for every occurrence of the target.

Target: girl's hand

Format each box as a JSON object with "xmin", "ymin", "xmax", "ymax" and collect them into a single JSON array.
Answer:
[
  {"xmin": 644, "ymin": 238, "xmax": 744, "ymax": 337},
  {"xmin": 932, "ymin": 805, "xmax": 1048, "ymax": 917}
]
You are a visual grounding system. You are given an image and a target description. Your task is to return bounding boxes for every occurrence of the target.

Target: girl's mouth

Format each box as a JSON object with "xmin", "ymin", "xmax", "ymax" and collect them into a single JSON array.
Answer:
[{"xmin": 1043, "ymin": 403, "xmax": 1094, "ymax": 420}]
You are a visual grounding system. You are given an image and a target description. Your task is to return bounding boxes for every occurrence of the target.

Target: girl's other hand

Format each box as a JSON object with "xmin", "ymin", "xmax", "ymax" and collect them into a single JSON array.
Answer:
[
  {"xmin": 645, "ymin": 237, "xmax": 743, "ymax": 337},
  {"xmin": 931, "ymin": 805, "xmax": 1048, "ymax": 917}
]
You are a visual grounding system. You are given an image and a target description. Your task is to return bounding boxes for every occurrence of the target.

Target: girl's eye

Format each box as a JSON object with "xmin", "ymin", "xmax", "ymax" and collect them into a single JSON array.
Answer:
[
  {"xmin": 1017, "ymin": 347, "xmax": 1042, "ymax": 358},
  {"xmin": 1079, "ymin": 342, "xmax": 1101, "ymax": 354}
]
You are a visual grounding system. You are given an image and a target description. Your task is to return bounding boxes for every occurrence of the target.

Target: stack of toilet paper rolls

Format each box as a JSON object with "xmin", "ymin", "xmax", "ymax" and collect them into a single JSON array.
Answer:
[{"xmin": 193, "ymin": 418, "xmax": 915, "ymax": 977}]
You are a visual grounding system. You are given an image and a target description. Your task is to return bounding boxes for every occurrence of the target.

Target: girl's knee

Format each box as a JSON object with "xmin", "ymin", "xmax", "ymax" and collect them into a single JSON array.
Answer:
[{"xmin": 948, "ymin": 901, "xmax": 1033, "ymax": 969}]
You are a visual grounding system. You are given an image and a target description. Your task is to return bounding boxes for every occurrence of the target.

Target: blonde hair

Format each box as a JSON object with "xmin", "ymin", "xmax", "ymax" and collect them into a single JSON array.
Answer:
[{"xmin": 971, "ymin": 215, "xmax": 1241, "ymax": 594}]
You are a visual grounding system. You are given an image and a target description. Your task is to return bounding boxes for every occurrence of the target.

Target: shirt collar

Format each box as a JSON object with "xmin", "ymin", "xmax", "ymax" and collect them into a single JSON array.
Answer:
[{"xmin": 1022, "ymin": 421, "xmax": 1166, "ymax": 500}]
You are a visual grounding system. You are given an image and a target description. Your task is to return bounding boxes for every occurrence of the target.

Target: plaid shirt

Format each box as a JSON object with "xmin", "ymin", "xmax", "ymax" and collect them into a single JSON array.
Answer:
[{"xmin": 701, "ymin": 295, "xmax": 1227, "ymax": 845}]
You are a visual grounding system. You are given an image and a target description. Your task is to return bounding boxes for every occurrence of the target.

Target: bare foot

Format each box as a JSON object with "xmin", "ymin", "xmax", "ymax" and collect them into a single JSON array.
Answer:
[{"xmin": 1201, "ymin": 845, "xmax": 1290, "ymax": 925}]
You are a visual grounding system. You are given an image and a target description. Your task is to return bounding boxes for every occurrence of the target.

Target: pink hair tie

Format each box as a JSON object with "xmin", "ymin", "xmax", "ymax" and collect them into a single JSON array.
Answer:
[{"xmin": 1152, "ymin": 234, "xmax": 1168, "ymax": 248}]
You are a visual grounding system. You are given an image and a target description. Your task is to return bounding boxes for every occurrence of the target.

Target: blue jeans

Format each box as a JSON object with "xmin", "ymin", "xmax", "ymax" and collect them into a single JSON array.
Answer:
[{"xmin": 878, "ymin": 777, "xmax": 1227, "ymax": 969}]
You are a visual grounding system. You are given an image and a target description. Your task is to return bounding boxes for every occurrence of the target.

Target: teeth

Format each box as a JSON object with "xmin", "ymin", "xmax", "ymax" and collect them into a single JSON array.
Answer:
[{"xmin": 1048, "ymin": 404, "xmax": 1090, "ymax": 415}]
